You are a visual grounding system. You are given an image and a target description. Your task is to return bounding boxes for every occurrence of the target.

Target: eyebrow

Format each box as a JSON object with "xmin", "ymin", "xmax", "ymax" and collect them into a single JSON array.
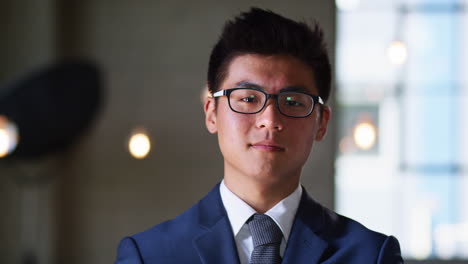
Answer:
[
  {"xmin": 235, "ymin": 81, "xmax": 311, "ymax": 94},
  {"xmin": 279, "ymin": 86, "xmax": 310, "ymax": 93},
  {"xmin": 236, "ymin": 81, "xmax": 262, "ymax": 89}
]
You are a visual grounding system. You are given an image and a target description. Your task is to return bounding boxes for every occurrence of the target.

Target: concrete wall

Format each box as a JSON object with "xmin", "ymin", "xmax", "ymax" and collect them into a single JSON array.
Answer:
[
  {"xmin": 0, "ymin": 0, "xmax": 55, "ymax": 81},
  {"xmin": 1, "ymin": 1, "xmax": 336, "ymax": 263}
]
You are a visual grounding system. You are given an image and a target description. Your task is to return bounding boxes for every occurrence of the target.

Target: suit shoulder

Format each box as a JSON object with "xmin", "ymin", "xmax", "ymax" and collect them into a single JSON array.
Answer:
[
  {"xmin": 124, "ymin": 185, "xmax": 222, "ymax": 256},
  {"xmin": 116, "ymin": 214, "xmax": 200, "ymax": 263},
  {"xmin": 299, "ymin": 192, "xmax": 389, "ymax": 244},
  {"xmin": 315, "ymin": 207, "xmax": 403, "ymax": 263},
  {"xmin": 115, "ymin": 184, "xmax": 231, "ymax": 263},
  {"xmin": 321, "ymin": 206, "xmax": 388, "ymax": 244},
  {"xmin": 133, "ymin": 203, "xmax": 200, "ymax": 241}
]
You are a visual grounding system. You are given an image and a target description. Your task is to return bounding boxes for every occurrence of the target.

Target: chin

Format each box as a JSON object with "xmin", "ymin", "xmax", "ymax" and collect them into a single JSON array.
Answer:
[{"xmin": 248, "ymin": 168, "xmax": 288, "ymax": 184}]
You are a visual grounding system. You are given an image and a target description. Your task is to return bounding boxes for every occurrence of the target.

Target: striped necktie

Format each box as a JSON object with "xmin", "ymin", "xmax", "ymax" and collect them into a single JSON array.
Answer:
[{"xmin": 248, "ymin": 214, "xmax": 283, "ymax": 264}]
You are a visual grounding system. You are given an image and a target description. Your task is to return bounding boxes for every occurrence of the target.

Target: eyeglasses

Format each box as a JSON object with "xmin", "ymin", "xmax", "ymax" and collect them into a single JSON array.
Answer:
[{"xmin": 212, "ymin": 88, "xmax": 323, "ymax": 118}]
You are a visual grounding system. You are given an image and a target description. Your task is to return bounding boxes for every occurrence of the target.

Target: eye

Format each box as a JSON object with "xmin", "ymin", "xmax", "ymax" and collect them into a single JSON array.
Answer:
[
  {"xmin": 284, "ymin": 96, "xmax": 303, "ymax": 107},
  {"xmin": 240, "ymin": 94, "xmax": 257, "ymax": 103}
]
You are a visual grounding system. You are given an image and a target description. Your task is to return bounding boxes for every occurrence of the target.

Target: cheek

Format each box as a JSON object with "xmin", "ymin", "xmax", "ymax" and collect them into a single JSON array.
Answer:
[
  {"xmin": 289, "ymin": 118, "xmax": 318, "ymax": 150},
  {"xmin": 218, "ymin": 112, "xmax": 253, "ymax": 144}
]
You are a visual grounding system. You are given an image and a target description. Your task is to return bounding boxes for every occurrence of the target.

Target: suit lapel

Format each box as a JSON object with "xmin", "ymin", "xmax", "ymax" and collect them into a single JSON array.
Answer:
[
  {"xmin": 282, "ymin": 187, "xmax": 329, "ymax": 264},
  {"xmin": 192, "ymin": 184, "xmax": 240, "ymax": 264},
  {"xmin": 193, "ymin": 217, "xmax": 240, "ymax": 264},
  {"xmin": 282, "ymin": 217, "xmax": 328, "ymax": 264},
  {"xmin": 191, "ymin": 184, "xmax": 330, "ymax": 264}
]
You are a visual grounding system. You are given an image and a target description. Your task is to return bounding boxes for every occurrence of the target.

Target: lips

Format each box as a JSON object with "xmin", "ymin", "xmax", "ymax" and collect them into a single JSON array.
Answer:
[{"xmin": 250, "ymin": 141, "xmax": 285, "ymax": 152}]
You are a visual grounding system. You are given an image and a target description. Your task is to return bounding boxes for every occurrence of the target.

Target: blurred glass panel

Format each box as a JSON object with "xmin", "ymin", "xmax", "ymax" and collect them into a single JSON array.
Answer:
[{"xmin": 335, "ymin": 0, "xmax": 468, "ymax": 260}]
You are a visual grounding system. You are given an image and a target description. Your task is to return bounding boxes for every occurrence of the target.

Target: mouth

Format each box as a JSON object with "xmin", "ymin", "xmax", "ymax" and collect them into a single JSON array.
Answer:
[{"xmin": 250, "ymin": 141, "xmax": 285, "ymax": 152}]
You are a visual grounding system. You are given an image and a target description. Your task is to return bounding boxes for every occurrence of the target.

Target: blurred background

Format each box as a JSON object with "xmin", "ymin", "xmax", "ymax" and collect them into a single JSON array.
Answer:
[{"xmin": 0, "ymin": 0, "xmax": 466, "ymax": 263}]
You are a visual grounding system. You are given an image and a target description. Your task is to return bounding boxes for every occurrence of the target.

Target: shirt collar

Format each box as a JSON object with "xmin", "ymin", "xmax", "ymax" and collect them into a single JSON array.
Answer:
[
  {"xmin": 220, "ymin": 180, "xmax": 257, "ymax": 236},
  {"xmin": 264, "ymin": 184, "xmax": 302, "ymax": 241},
  {"xmin": 219, "ymin": 180, "xmax": 302, "ymax": 241}
]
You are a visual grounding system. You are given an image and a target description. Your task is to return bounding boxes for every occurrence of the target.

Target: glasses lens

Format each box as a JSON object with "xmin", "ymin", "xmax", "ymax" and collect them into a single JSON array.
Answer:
[
  {"xmin": 278, "ymin": 92, "xmax": 314, "ymax": 117},
  {"xmin": 229, "ymin": 89, "xmax": 266, "ymax": 113}
]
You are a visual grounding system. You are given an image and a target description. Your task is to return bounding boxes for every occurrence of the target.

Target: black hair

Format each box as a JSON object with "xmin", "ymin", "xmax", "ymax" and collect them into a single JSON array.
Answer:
[{"xmin": 207, "ymin": 7, "xmax": 332, "ymax": 102}]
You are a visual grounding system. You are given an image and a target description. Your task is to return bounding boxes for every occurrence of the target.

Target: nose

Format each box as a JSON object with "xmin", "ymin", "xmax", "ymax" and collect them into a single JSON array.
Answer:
[{"xmin": 256, "ymin": 98, "xmax": 284, "ymax": 131}]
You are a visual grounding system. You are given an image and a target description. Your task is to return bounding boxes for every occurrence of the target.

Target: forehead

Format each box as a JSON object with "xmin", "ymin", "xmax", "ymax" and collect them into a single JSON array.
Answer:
[{"xmin": 222, "ymin": 54, "xmax": 318, "ymax": 94}]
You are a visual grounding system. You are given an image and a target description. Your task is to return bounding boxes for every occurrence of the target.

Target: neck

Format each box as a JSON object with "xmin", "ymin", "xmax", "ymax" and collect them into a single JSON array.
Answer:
[{"xmin": 224, "ymin": 170, "xmax": 300, "ymax": 214}]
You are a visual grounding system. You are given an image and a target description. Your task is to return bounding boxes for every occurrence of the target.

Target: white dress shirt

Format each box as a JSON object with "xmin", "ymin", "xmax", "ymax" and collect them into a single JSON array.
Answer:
[{"xmin": 220, "ymin": 180, "xmax": 302, "ymax": 264}]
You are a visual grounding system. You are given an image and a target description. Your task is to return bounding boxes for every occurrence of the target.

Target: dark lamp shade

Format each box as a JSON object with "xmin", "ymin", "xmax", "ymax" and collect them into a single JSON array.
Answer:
[{"xmin": 0, "ymin": 60, "xmax": 103, "ymax": 159}]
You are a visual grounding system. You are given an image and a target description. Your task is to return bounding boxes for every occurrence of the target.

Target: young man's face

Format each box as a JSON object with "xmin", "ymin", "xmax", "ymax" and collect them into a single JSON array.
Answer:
[{"xmin": 204, "ymin": 54, "xmax": 330, "ymax": 186}]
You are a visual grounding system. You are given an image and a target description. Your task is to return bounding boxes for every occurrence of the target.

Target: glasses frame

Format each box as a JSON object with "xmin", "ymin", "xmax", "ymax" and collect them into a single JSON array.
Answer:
[{"xmin": 212, "ymin": 88, "xmax": 324, "ymax": 118}]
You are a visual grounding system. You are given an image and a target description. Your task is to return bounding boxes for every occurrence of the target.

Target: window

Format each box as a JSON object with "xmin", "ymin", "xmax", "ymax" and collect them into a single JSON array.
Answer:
[{"xmin": 335, "ymin": 0, "xmax": 468, "ymax": 261}]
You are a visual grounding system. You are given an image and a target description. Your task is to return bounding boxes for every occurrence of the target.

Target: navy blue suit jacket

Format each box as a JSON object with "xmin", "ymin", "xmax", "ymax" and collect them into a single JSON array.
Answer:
[{"xmin": 115, "ymin": 184, "xmax": 403, "ymax": 263}]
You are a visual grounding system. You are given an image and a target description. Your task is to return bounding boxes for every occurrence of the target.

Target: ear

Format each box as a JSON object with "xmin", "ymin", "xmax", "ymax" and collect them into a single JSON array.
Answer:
[
  {"xmin": 315, "ymin": 105, "xmax": 331, "ymax": 141},
  {"xmin": 204, "ymin": 96, "xmax": 218, "ymax": 134}
]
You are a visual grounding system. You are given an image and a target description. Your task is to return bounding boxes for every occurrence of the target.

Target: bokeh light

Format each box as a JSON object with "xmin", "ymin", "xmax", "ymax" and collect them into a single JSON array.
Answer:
[
  {"xmin": 387, "ymin": 41, "xmax": 408, "ymax": 65},
  {"xmin": 353, "ymin": 121, "xmax": 377, "ymax": 150},
  {"xmin": 0, "ymin": 115, "xmax": 19, "ymax": 158},
  {"xmin": 128, "ymin": 131, "xmax": 151, "ymax": 159}
]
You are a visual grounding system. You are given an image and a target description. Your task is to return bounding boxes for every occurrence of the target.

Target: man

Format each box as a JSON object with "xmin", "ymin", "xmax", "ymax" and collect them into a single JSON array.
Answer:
[{"xmin": 115, "ymin": 8, "xmax": 403, "ymax": 264}]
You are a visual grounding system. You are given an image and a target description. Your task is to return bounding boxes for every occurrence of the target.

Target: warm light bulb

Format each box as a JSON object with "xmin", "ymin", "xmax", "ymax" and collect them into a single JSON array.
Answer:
[
  {"xmin": 128, "ymin": 132, "xmax": 151, "ymax": 159},
  {"xmin": 0, "ymin": 115, "xmax": 19, "ymax": 158},
  {"xmin": 353, "ymin": 122, "xmax": 377, "ymax": 150},
  {"xmin": 336, "ymin": 0, "xmax": 360, "ymax": 11},
  {"xmin": 387, "ymin": 41, "xmax": 408, "ymax": 65},
  {"xmin": 0, "ymin": 130, "xmax": 9, "ymax": 157}
]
